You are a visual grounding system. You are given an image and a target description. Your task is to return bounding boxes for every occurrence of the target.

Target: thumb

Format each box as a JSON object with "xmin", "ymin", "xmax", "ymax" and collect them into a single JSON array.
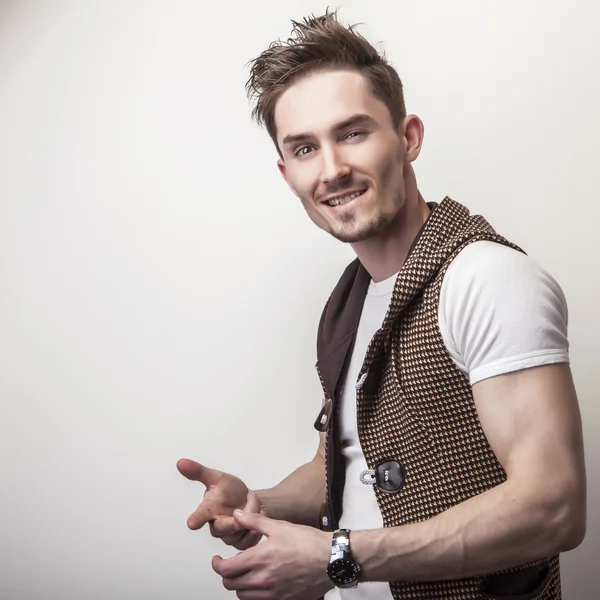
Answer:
[
  {"xmin": 233, "ymin": 491, "xmax": 261, "ymax": 531},
  {"xmin": 177, "ymin": 458, "xmax": 221, "ymax": 488},
  {"xmin": 233, "ymin": 509, "xmax": 274, "ymax": 537},
  {"xmin": 244, "ymin": 490, "xmax": 261, "ymax": 513}
]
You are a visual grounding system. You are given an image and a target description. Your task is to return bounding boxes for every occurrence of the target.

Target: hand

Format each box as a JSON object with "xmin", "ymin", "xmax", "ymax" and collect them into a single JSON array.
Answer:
[
  {"xmin": 177, "ymin": 458, "xmax": 263, "ymax": 550},
  {"xmin": 212, "ymin": 509, "xmax": 334, "ymax": 600}
]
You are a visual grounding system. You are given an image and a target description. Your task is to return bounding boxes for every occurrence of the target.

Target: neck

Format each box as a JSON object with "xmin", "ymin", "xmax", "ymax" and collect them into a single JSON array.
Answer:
[{"xmin": 351, "ymin": 191, "xmax": 430, "ymax": 283}]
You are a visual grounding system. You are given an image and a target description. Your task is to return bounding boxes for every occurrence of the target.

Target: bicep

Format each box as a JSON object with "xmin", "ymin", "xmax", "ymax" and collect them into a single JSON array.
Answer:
[{"xmin": 473, "ymin": 363, "xmax": 586, "ymax": 500}]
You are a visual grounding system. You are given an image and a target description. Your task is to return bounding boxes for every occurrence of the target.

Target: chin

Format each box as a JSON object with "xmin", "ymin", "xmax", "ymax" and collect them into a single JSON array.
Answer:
[{"xmin": 329, "ymin": 213, "xmax": 393, "ymax": 243}]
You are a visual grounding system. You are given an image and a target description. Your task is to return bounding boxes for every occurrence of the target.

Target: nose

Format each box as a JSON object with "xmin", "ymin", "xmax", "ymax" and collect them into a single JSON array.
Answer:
[{"xmin": 320, "ymin": 145, "xmax": 351, "ymax": 185}]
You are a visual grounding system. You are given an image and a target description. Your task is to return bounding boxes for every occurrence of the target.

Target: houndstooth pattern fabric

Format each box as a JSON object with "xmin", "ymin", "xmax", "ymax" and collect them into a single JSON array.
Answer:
[{"xmin": 334, "ymin": 198, "xmax": 561, "ymax": 599}]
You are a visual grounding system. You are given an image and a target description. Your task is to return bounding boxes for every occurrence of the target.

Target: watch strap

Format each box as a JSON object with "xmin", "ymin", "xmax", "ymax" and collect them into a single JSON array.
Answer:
[
  {"xmin": 327, "ymin": 528, "xmax": 361, "ymax": 588},
  {"xmin": 331, "ymin": 529, "xmax": 352, "ymax": 559}
]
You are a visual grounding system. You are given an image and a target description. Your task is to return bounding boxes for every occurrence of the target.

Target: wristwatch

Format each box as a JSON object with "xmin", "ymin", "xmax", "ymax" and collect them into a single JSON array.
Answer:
[{"xmin": 326, "ymin": 529, "xmax": 361, "ymax": 588}]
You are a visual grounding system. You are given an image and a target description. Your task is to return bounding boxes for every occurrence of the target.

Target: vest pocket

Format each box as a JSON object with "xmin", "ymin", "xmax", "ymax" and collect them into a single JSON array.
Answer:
[{"xmin": 479, "ymin": 563, "xmax": 552, "ymax": 599}]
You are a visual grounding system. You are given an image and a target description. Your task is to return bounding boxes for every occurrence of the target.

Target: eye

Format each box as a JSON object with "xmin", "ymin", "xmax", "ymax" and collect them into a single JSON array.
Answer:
[
  {"xmin": 344, "ymin": 130, "xmax": 365, "ymax": 141},
  {"xmin": 294, "ymin": 145, "xmax": 314, "ymax": 158}
]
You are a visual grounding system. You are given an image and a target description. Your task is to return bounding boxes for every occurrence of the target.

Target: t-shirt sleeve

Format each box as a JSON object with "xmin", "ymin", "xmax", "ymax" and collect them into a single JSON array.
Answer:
[{"xmin": 438, "ymin": 241, "xmax": 569, "ymax": 385}]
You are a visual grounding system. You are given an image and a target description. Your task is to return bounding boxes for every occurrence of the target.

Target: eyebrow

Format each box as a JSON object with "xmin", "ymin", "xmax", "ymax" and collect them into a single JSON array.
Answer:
[{"xmin": 281, "ymin": 114, "xmax": 376, "ymax": 148}]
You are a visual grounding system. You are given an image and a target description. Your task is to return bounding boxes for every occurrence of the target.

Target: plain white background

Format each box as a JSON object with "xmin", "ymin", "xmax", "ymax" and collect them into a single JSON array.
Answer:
[{"xmin": 0, "ymin": 1, "xmax": 598, "ymax": 598}]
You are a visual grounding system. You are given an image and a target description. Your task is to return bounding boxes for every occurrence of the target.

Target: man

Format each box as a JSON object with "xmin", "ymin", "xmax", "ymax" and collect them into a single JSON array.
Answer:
[{"xmin": 177, "ymin": 11, "xmax": 586, "ymax": 600}]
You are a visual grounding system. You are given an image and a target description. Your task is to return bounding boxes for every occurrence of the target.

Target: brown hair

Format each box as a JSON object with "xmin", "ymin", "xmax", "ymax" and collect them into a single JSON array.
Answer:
[{"xmin": 245, "ymin": 9, "xmax": 406, "ymax": 155}]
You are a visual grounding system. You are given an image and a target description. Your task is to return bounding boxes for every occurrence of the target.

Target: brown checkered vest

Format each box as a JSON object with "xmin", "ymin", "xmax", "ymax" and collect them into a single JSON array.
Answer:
[{"xmin": 315, "ymin": 198, "xmax": 561, "ymax": 599}]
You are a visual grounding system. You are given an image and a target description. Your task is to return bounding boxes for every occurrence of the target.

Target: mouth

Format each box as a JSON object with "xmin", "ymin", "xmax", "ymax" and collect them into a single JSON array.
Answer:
[{"xmin": 323, "ymin": 188, "xmax": 367, "ymax": 208}]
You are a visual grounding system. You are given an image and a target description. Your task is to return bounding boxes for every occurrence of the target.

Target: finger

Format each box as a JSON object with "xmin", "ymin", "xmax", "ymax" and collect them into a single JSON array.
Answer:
[
  {"xmin": 210, "ymin": 515, "xmax": 238, "ymax": 537},
  {"xmin": 186, "ymin": 504, "xmax": 215, "ymax": 530},
  {"xmin": 233, "ymin": 509, "xmax": 275, "ymax": 538},
  {"xmin": 233, "ymin": 529, "xmax": 263, "ymax": 551},
  {"xmin": 219, "ymin": 530, "xmax": 244, "ymax": 546},
  {"xmin": 212, "ymin": 553, "xmax": 253, "ymax": 579},
  {"xmin": 244, "ymin": 491, "xmax": 261, "ymax": 513},
  {"xmin": 222, "ymin": 571, "xmax": 268, "ymax": 593},
  {"xmin": 210, "ymin": 513, "xmax": 262, "ymax": 548},
  {"xmin": 214, "ymin": 519, "xmax": 262, "ymax": 549},
  {"xmin": 233, "ymin": 491, "xmax": 261, "ymax": 531},
  {"xmin": 176, "ymin": 458, "xmax": 222, "ymax": 488},
  {"xmin": 234, "ymin": 593, "xmax": 270, "ymax": 600},
  {"xmin": 212, "ymin": 555, "xmax": 224, "ymax": 574}
]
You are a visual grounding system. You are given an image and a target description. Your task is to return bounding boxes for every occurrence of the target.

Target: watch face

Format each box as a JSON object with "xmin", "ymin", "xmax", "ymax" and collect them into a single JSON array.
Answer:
[{"xmin": 327, "ymin": 558, "xmax": 360, "ymax": 586}]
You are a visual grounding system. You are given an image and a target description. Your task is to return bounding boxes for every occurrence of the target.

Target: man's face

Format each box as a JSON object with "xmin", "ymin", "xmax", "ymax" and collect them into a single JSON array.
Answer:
[{"xmin": 275, "ymin": 70, "xmax": 408, "ymax": 243}]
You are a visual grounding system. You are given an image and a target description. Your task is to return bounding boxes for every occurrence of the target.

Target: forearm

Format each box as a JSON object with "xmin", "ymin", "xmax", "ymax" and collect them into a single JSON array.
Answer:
[
  {"xmin": 256, "ymin": 457, "xmax": 325, "ymax": 527},
  {"xmin": 353, "ymin": 478, "xmax": 584, "ymax": 582}
]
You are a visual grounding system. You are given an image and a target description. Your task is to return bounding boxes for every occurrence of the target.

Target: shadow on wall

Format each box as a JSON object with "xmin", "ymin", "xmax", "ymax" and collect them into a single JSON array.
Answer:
[{"xmin": 0, "ymin": 1, "xmax": 74, "ymax": 86}]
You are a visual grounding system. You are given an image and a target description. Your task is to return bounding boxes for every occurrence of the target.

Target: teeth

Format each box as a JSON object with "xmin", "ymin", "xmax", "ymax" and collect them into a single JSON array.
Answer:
[{"xmin": 327, "ymin": 189, "xmax": 365, "ymax": 207}]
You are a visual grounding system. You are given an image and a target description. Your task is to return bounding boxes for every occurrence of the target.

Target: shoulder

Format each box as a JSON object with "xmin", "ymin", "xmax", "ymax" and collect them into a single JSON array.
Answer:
[
  {"xmin": 442, "ymin": 240, "xmax": 566, "ymax": 312},
  {"xmin": 447, "ymin": 239, "xmax": 543, "ymax": 280},
  {"xmin": 439, "ymin": 240, "xmax": 569, "ymax": 384}
]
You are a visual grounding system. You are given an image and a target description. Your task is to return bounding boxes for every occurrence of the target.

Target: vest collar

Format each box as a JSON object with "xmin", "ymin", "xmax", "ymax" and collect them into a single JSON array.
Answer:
[{"xmin": 316, "ymin": 197, "xmax": 476, "ymax": 399}]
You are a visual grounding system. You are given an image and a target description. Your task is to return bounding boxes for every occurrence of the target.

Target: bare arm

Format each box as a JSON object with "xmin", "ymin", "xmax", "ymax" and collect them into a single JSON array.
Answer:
[
  {"xmin": 256, "ymin": 432, "xmax": 326, "ymax": 527},
  {"xmin": 352, "ymin": 363, "xmax": 587, "ymax": 581}
]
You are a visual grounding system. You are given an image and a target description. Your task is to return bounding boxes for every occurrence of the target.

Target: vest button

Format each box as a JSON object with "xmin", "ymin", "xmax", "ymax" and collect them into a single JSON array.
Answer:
[{"xmin": 374, "ymin": 460, "xmax": 405, "ymax": 493}]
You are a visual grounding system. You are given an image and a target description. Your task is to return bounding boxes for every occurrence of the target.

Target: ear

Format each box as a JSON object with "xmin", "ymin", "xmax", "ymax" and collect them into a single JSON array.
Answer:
[
  {"xmin": 401, "ymin": 114, "xmax": 425, "ymax": 163},
  {"xmin": 277, "ymin": 158, "xmax": 299, "ymax": 198}
]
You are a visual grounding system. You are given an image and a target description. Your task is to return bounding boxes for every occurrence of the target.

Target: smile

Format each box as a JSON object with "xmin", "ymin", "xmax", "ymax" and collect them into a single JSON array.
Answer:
[{"xmin": 325, "ymin": 189, "xmax": 367, "ymax": 207}]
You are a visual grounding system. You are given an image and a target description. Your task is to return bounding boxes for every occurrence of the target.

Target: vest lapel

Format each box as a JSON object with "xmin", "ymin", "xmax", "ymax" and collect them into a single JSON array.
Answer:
[
  {"xmin": 315, "ymin": 200, "xmax": 445, "ymax": 399},
  {"xmin": 315, "ymin": 260, "xmax": 370, "ymax": 401},
  {"xmin": 380, "ymin": 197, "xmax": 483, "ymax": 334}
]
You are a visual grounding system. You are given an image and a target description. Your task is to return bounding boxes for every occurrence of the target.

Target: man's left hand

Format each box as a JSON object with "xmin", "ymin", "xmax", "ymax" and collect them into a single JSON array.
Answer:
[{"xmin": 212, "ymin": 509, "xmax": 334, "ymax": 600}]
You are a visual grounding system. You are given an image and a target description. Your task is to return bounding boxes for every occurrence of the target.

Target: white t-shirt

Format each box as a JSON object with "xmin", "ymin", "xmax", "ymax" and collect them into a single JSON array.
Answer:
[{"xmin": 325, "ymin": 241, "xmax": 569, "ymax": 600}]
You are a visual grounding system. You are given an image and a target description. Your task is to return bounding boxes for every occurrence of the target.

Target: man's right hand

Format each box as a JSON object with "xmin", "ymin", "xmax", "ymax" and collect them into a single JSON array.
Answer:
[{"xmin": 176, "ymin": 458, "xmax": 263, "ymax": 550}]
